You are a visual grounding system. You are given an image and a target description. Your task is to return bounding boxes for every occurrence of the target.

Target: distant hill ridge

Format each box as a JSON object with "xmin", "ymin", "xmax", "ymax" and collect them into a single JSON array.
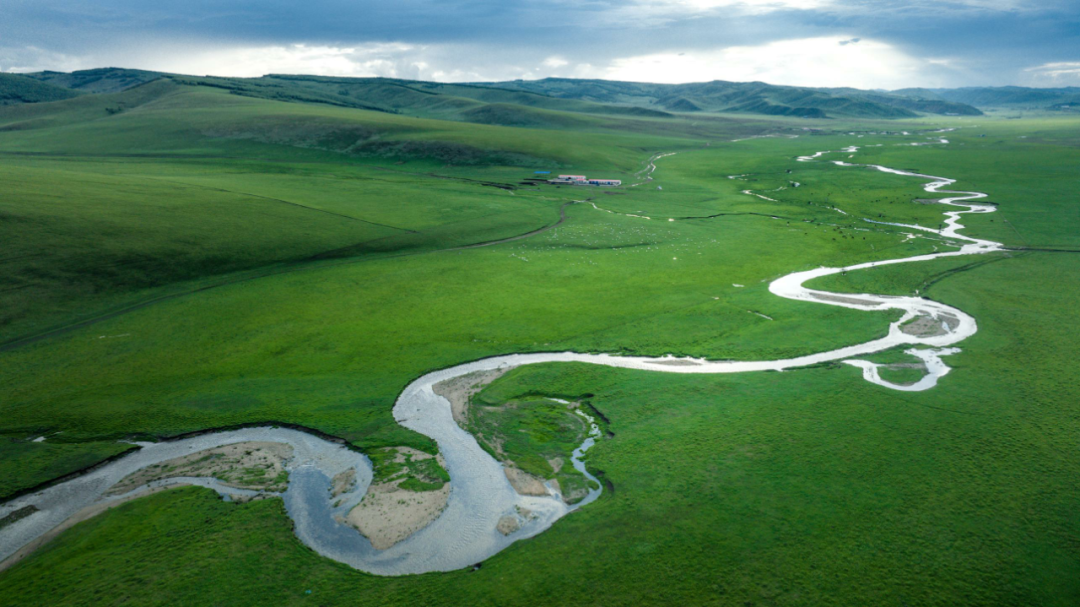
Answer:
[
  {"xmin": 26, "ymin": 68, "xmax": 166, "ymax": 94},
  {"xmin": 892, "ymin": 85, "xmax": 1080, "ymax": 109},
  {"xmin": 0, "ymin": 73, "xmax": 83, "ymax": 105},
  {"xmin": 9, "ymin": 67, "xmax": 1067, "ymax": 118},
  {"xmin": 474, "ymin": 77, "xmax": 983, "ymax": 119}
]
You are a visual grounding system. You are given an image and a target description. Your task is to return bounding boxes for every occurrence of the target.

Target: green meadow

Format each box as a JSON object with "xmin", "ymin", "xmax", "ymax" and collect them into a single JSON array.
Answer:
[{"xmin": 1, "ymin": 78, "xmax": 1078, "ymax": 605}]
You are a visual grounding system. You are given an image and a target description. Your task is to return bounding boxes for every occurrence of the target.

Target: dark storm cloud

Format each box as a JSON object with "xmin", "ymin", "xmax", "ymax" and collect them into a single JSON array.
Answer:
[
  {"xmin": 1, "ymin": 0, "xmax": 1078, "ymax": 86},
  {"xmin": 6, "ymin": 0, "xmax": 581, "ymax": 45}
]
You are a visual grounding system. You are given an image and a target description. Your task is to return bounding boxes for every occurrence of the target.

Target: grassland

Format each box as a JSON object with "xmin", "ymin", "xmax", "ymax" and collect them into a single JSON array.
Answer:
[
  {"xmin": 3, "ymin": 243, "xmax": 1079, "ymax": 605},
  {"xmin": 0, "ymin": 79, "xmax": 1078, "ymax": 605},
  {"xmin": 366, "ymin": 446, "xmax": 450, "ymax": 492},
  {"xmin": 466, "ymin": 383, "xmax": 599, "ymax": 502},
  {"xmin": 0, "ymin": 83, "xmax": 939, "ymax": 492},
  {"xmin": 0, "ymin": 73, "xmax": 82, "ymax": 106}
]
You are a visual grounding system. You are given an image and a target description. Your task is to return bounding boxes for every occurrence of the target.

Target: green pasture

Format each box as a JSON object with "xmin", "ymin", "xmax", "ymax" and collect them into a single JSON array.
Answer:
[
  {"xmin": 0, "ymin": 81, "xmax": 1078, "ymax": 605},
  {"xmin": 466, "ymin": 385, "xmax": 598, "ymax": 501},
  {"xmin": 3, "ymin": 250, "xmax": 1078, "ymax": 606}
]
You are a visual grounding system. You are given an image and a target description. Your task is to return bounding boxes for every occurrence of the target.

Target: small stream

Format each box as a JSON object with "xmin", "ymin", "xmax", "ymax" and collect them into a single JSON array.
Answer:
[{"xmin": 0, "ymin": 138, "xmax": 1002, "ymax": 575}]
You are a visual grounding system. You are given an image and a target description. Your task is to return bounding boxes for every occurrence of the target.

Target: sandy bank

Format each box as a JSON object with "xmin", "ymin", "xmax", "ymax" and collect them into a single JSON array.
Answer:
[
  {"xmin": 107, "ymin": 441, "xmax": 293, "ymax": 496},
  {"xmin": 497, "ymin": 506, "xmax": 537, "ymax": 536},
  {"xmin": 900, "ymin": 314, "xmax": 950, "ymax": 337},
  {"xmin": 433, "ymin": 368, "xmax": 508, "ymax": 425},
  {"xmin": 650, "ymin": 358, "xmax": 706, "ymax": 367},
  {"xmin": 504, "ymin": 466, "xmax": 550, "ymax": 496},
  {"xmin": 810, "ymin": 292, "xmax": 879, "ymax": 306},
  {"xmin": 345, "ymin": 449, "xmax": 450, "ymax": 550},
  {"xmin": 330, "ymin": 468, "xmax": 357, "ymax": 498}
]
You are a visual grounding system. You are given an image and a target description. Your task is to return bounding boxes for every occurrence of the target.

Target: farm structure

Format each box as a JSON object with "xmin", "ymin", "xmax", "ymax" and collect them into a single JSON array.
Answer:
[{"xmin": 547, "ymin": 175, "xmax": 621, "ymax": 186}]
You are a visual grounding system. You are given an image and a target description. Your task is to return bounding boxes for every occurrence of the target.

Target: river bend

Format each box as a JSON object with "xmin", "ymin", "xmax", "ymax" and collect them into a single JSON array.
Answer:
[{"xmin": 0, "ymin": 140, "xmax": 1002, "ymax": 575}]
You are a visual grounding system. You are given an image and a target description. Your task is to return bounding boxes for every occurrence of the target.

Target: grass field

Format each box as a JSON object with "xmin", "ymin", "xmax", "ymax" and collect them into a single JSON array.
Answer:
[
  {"xmin": 467, "ymin": 380, "xmax": 599, "ymax": 501},
  {"xmin": 1, "ymin": 79, "xmax": 1078, "ymax": 605}
]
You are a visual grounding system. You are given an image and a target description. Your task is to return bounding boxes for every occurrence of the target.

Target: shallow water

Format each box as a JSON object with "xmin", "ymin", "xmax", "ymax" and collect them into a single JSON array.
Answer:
[
  {"xmin": 0, "ymin": 427, "xmax": 371, "ymax": 568},
  {"xmin": 0, "ymin": 139, "xmax": 1002, "ymax": 575}
]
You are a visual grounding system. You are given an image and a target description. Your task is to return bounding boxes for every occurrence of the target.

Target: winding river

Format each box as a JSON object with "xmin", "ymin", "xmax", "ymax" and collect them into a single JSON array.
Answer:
[{"xmin": 0, "ymin": 138, "xmax": 1003, "ymax": 575}]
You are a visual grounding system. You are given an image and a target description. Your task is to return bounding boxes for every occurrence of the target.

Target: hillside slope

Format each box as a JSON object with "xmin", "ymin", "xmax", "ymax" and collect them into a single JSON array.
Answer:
[
  {"xmin": 0, "ymin": 78, "xmax": 711, "ymax": 166},
  {"xmin": 33, "ymin": 68, "xmax": 1072, "ymax": 113},
  {"xmin": 892, "ymin": 86, "xmax": 1080, "ymax": 110},
  {"xmin": 24, "ymin": 68, "xmax": 165, "ymax": 93},
  {"xmin": 0, "ymin": 77, "xmax": 713, "ymax": 349},
  {"xmin": 478, "ymin": 78, "xmax": 983, "ymax": 118},
  {"xmin": 23, "ymin": 69, "xmax": 987, "ymax": 119},
  {"xmin": 0, "ymin": 73, "xmax": 82, "ymax": 105}
]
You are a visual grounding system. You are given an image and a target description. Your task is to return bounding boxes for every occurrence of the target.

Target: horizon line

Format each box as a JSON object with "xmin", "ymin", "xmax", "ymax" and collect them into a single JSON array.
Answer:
[{"xmin": 4, "ymin": 67, "xmax": 1078, "ymax": 91}]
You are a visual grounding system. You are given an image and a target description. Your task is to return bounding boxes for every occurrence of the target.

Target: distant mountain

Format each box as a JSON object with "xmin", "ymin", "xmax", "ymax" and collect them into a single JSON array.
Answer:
[
  {"xmin": 17, "ymin": 69, "xmax": 986, "ymax": 120},
  {"xmin": 893, "ymin": 86, "xmax": 1080, "ymax": 109},
  {"xmin": 475, "ymin": 78, "xmax": 983, "ymax": 118},
  {"xmin": 24, "ymin": 68, "xmax": 165, "ymax": 94},
  {"xmin": 0, "ymin": 78, "xmax": 692, "ymax": 168},
  {"xmin": 890, "ymin": 88, "xmax": 946, "ymax": 100},
  {"xmin": 14, "ymin": 70, "xmax": 676, "ymax": 127},
  {"xmin": 0, "ymin": 73, "xmax": 83, "ymax": 105},
  {"xmin": 819, "ymin": 87, "xmax": 981, "ymax": 116},
  {"xmin": 260, "ymin": 75, "xmax": 675, "ymax": 118}
]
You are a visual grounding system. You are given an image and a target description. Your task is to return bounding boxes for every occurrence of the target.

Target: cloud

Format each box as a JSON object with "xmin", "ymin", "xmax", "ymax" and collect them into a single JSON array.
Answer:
[
  {"xmin": 669, "ymin": 0, "xmax": 831, "ymax": 9},
  {"xmin": 942, "ymin": 0, "xmax": 1060, "ymax": 10},
  {"xmin": 76, "ymin": 42, "xmax": 591, "ymax": 83},
  {"xmin": 600, "ymin": 36, "xmax": 962, "ymax": 88},
  {"xmin": 1023, "ymin": 61, "xmax": 1080, "ymax": 85},
  {"xmin": 0, "ymin": 35, "xmax": 1015, "ymax": 90},
  {"xmin": 0, "ymin": 1, "xmax": 1077, "ymax": 87},
  {"xmin": 0, "ymin": 46, "xmax": 85, "ymax": 73},
  {"xmin": 634, "ymin": 0, "xmax": 834, "ymax": 17},
  {"xmin": 152, "ymin": 43, "xmax": 429, "ymax": 80},
  {"xmin": 0, "ymin": 41, "xmax": 431, "ymax": 80}
]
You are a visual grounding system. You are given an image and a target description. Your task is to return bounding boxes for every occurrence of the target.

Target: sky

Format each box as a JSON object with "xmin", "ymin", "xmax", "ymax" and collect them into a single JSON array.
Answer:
[{"xmin": 1, "ymin": 0, "xmax": 1078, "ymax": 89}]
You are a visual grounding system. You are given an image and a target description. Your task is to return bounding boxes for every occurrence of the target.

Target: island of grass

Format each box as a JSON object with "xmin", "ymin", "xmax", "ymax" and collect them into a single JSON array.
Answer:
[
  {"xmin": 107, "ymin": 442, "xmax": 293, "ymax": 496},
  {"xmin": 436, "ymin": 368, "xmax": 602, "ymax": 504},
  {"xmin": 845, "ymin": 347, "xmax": 937, "ymax": 387},
  {"xmin": 0, "ymin": 505, "xmax": 38, "ymax": 531}
]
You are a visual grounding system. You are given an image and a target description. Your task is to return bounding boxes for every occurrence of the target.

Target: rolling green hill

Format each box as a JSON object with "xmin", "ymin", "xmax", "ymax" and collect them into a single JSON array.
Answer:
[
  {"xmin": 477, "ymin": 78, "xmax": 984, "ymax": 118},
  {"xmin": 941, "ymin": 86, "xmax": 1080, "ymax": 107},
  {"xmin": 20, "ymin": 69, "xmax": 984, "ymax": 120},
  {"xmin": 32, "ymin": 68, "xmax": 1080, "ymax": 117},
  {"xmin": 893, "ymin": 85, "xmax": 1080, "ymax": 110},
  {"xmin": 23, "ymin": 67, "xmax": 165, "ymax": 93},
  {"xmin": 262, "ymin": 75, "xmax": 675, "ymax": 119},
  {"xmin": 0, "ymin": 77, "xmax": 708, "ymax": 165},
  {"xmin": 18, "ymin": 70, "xmax": 678, "ymax": 126},
  {"xmin": 0, "ymin": 75, "xmax": 721, "ymax": 347},
  {"xmin": 821, "ymin": 87, "xmax": 985, "ymax": 115},
  {"xmin": 0, "ymin": 73, "xmax": 82, "ymax": 106}
]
